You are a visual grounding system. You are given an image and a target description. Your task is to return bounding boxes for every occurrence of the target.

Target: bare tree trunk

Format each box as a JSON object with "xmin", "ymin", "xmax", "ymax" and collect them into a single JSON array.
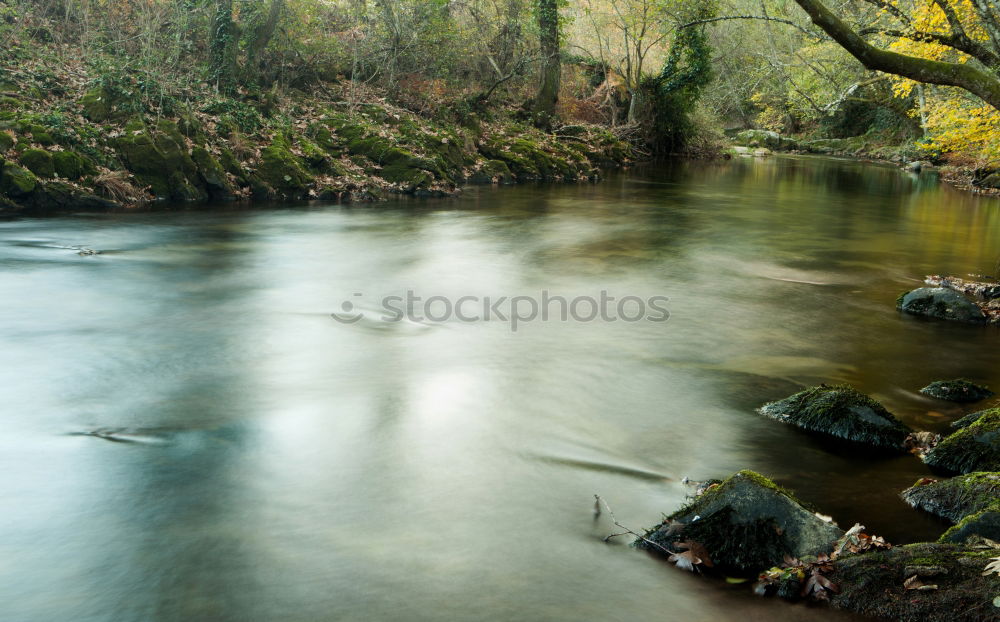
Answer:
[{"xmin": 532, "ymin": 0, "xmax": 560, "ymax": 129}]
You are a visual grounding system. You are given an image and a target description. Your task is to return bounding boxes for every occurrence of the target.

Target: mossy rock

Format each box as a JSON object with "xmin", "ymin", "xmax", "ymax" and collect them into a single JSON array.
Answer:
[
  {"xmin": 479, "ymin": 136, "xmax": 587, "ymax": 180},
  {"xmin": 0, "ymin": 130, "xmax": 12, "ymax": 153},
  {"xmin": 79, "ymin": 87, "xmax": 126, "ymax": 124},
  {"xmin": 18, "ymin": 148, "xmax": 54, "ymax": 177},
  {"xmin": 925, "ymin": 409, "xmax": 1000, "ymax": 474},
  {"xmin": 20, "ymin": 180, "xmax": 118, "ymax": 214},
  {"xmin": 253, "ymin": 137, "xmax": 313, "ymax": 199},
  {"xmin": 902, "ymin": 473, "xmax": 1000, "ymax": 523},
  {"xmin": 177, "ymin": 114, "xmax": 206, "ymax": 144},
  {"xmin": 115, "ymin": 121, "xmax": 207, "ymax": 201},
  {"xmin": 52, "ymin": 150, "xmax": 93, "ymax": 180},
  {"xmin": 218, "ymin": 149, "xmax": 248, "ymax": 186},
  {"xmin": 638, "ymin": 470, "xmax": 843, "ymax": 572},
  {"xmin": 939, "ymin": 502, "xmax": 1000, "ymax": 543},
  {"xmin": 468, "ymin": 159, "xmax": 514, "ymax": 184},
  {"xmin": 0, "ymin": 163, "xmax": 38, "ymax": 198},
  {"xmin": 0, "ymin": 193, "xmax": 20, "ymax": 212},
  {"xmin": 758, "ymin": 384, "xmax": 913, "ymax": 452},
  {"xmin": 310, "ymin": 124, "xmax": 339, "ymax": 153},
  {"xmin": 897, "ymin": 288, "xmax": 987, "ymax": 323},
  {"xmin": 28, "ymin": 124, "xmax": 54, "ymax": 146},
  {"xmin": 920, "ymin": 379, "xmax": 994, "ymax": 403},
  {"xmin": 952, "ymin": 407, "xmax": 1000, "ymax": 430},
  {"xmin": 191, "ymin": 147, "xmax": 233, "ymax": 200},
  {"xmin": 830, "ymin": 542, "xmax": 1000, "ymax": 622},
  {"xmin": 379, "ymin": 162, "xmax": 433, "ymax": 191},
  {"xmin": 347, "ymin": 136, "xmax": 427, "ymax": 169}
]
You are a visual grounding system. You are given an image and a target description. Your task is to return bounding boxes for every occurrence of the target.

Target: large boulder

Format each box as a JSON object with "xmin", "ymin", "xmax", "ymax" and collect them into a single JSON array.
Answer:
[
  {"xmin": 924, "ymin": 409, "xmax": 1000, "ymax": 474},
  {"xmin": 920, "ymin": 379, "xmax": 994, "ymax": 403},
  {"xmin": 897, "ymin": 288, "xmax": 987, "ymax": 323},
  {"xmin": 830, "ymin": 542, "xmax": 1000, "ymax": 622},
  {"xmin": 115, "ymin": 120, "xmax": 207, "ymax": 201},
  {"xmin": 758, "ymin": 385, "xmax": 912, "ymax": 452},
  {"xmin": 734, "ymin": 129, "xmax": 797, "ymax": 151},
  {"xmin": 0, "ymin": 162, "xmax": 37, "ymax": 198},
  {"xmin": 638, "ymin": 470, "xmax": 843, "ymax": 572},
  {"xmin": 902, "ymin": 473, "xmax": 1000, "ymax": 523}
]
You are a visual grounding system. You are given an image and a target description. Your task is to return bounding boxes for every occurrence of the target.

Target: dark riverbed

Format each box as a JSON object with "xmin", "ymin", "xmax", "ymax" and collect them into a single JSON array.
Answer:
[{"xmin": 1, "ymin": 155, "xmax": 998, "ymax": 621}]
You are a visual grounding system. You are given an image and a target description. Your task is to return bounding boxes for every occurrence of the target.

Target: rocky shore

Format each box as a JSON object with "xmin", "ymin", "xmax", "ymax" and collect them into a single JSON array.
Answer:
[{"xmin": 629, "ymin": 377, "xmax": 1000, "ymax": 620}]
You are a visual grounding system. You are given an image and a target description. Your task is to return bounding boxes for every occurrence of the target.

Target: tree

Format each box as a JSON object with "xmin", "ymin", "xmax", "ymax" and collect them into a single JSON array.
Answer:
[
  {"xmin": 791, "ymin": 0, "xmax": 1000, "ymax": 111},
  {"xmin": 533, "ymin": 0, "xmax": 561, "ymax": 128},
  {"xmin": 579, "ymin": 0, "xmax": 676, "ymax": 123},
  {"xmin": 210, "ymin": 0, "xmax": 237, "ymax": 93}
]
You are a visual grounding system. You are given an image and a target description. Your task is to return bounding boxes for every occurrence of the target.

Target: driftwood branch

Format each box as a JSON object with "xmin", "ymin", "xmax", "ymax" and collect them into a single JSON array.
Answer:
[{"xmin": 594, "ymin": 495, "xmax": 674, "ymax": 556}]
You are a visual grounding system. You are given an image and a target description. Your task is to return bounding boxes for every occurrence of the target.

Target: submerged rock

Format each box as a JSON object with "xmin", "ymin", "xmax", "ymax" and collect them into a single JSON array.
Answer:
[
  {"xmin": 896, "ymin": 287, "xmax": 987, "ymax": 323},
  {"xmin": 638, "ymin": 470, "xmax": 843, "ymax": 572},
  {"xmin": 920, "ymin": 379, "xmax": 994, "ymax": 403},
  {"xmin": 830, "ymin": 542, "xmax": 1000, "ymax": 622},
  {"xmin": 902, "ymin": 473, "xmax": 1000, "ymax": 523},
  {"xmin": 924, "ymin": 409, "xmax": 1000, "ymax": 474},
  {"xmin": 758, "ymin": 385, "xmax": 912, "ymax": 452},
  {"xmin": 939, "ymin": 503, "xmax": 1000, "ymax": 543}
]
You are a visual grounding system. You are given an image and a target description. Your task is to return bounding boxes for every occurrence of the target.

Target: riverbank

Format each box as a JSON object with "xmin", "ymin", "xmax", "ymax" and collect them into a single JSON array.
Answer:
[
  {"xmin": 0, "ymin": 56, "xmax": 633, "ymax": 215},
  {"xmin": 728, "ymin": 128, "xmax": 1000, "ymax": 196}
]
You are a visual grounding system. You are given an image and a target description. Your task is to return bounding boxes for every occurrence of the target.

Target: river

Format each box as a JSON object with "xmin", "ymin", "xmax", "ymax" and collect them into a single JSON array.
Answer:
[{"xmin": 2, "ymin": 155, "xmax": 999, "ymax": 621}]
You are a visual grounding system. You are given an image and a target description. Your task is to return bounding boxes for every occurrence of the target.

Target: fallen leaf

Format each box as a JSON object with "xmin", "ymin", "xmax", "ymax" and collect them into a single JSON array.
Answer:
[{"xmin": 904, "ymin": 575, "xmax": 939, "ymax": 591}]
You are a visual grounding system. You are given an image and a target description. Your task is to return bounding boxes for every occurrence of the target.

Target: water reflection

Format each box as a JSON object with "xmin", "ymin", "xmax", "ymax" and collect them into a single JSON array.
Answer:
[{"xmin": 1, "ymin": 155, "xmax": 999, "ymax": 620}]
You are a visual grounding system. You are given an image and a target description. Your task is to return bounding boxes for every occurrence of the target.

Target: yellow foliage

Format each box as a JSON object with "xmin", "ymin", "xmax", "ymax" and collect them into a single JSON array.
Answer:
[{"xmin": 921, "ymin": 95, "xmax": 1000, "ymax": 165}]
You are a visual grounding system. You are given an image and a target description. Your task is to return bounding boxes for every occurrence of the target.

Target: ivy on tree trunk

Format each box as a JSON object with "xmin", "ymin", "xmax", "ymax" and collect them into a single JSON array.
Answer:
[{"xmin": 532, "ymin": 0, "xmax": 560, "ymax": 129}]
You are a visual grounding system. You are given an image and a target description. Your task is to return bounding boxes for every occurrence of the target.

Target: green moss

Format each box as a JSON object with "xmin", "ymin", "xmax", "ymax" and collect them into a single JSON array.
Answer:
[
  {"xmin": 298, "ymin": 138, "xmax": 332, "ymax": 171},
  {"xmin": 939, "ymin": 502, "xmax": 1000, "ymax": 543},
  {"xmin": 19, "ymin": 148, "xmax": 54, "ymax": 177},
  {"xmin": 28, "ymin": 124, "xmax": 53, "ymax": 146},
  {"xmin": 218, "ymin": 149, "xmax": 246, "ymax": 183},
  {"xmin": 380, "ymin": 162, "xmax": 433, "ymax": 190},
  {"xmin": 952, "ymin": 407, "xmax": 1000, "ymax": 430},
  {"xmin": 0, "ymin": 163, "xmax": 37, "ymax": 197},
  {"xmin": 925, "ymin": 409, "xmax": 1000, "ymax": 474},
  {"xmin": 114, "ymin": 121, "xmax": 206, "ymax": 201},
  {"xmin": 79, "ymin": 87, "xmax": 114, "ymax": 123},
  {"xmin": 920, "ymin": 379, "xmax": 994, "ymax": 403},
  {"xmin": 641, "ymin": 470, "xmax": 840, "ymax": 573},
  {"xmin": 191, "ymin": 147, "xmax": 232, "ymax": 200},
  {"xmin": 254, "ymin": 135, "xmax": 313, "ymax": 198},
  {"xmin": 52, "ymin": 150, "xmax": 92, "ymax": 180},
  {"xmin": 0, "ymin": 131, "xmax": 12, "ymax": 153},
  {"xmin": 902, "ymin": 472, "xmax": 1000, "ymax": 522},
  {"xmin": 758, "ymin": 384, "xmax": 912, "ymax": 451},
  {"xmin": 830, "ymin": 542, "xmax": 998, "ymax": 621}
]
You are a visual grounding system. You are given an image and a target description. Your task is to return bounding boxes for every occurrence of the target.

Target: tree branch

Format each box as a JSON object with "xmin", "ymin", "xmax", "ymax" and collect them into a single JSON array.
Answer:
[
  {"xmin": 858, "ymin": 27, "xmax": 1000, "ymax": 68},
  {"xmin": 679, "ymin": 15, "xmax": 815, "ymax": 38},
  {"xmin": 857, "ymin": 0, "xmax": 910, "ymax": 25},
  {"xmin": 792, "ymin": 0, "xmax": 1000, "ymax": 111}
]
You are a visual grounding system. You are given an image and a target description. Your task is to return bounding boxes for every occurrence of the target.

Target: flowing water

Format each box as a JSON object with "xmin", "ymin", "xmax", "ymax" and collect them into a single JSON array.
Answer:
[{"xmin": 2, "ymin": 155, "xmax": 1000, "ymax": 621}]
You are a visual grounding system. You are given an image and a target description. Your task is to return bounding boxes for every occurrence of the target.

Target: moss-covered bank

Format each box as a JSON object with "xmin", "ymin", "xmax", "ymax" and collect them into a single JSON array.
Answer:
[{"xmin": 0, "ymin": 67, "xmax": 633, "ymax": 215}]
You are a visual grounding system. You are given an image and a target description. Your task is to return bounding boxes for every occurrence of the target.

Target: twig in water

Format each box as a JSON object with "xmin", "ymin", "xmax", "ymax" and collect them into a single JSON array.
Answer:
[{"xmin": 594, "ymin": 495, "xmax": 675, "ymax": 556}]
